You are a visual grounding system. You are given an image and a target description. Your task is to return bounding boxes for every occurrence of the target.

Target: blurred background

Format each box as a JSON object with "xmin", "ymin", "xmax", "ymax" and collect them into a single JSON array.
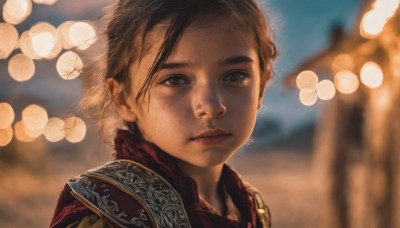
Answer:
[{"xmin": 1, "ymin": 0, "xmax": 399, "ymax": 227}]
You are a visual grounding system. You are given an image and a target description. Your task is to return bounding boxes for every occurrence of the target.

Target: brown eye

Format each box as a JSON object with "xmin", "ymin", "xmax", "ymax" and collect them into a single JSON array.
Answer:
[
  {"xmin": 223, "ymin": 71, "xmax": 248, "ymax": 84},
  {"xmin": 162, "ymin": 75, "xmax": 190, "ymax": 86}
]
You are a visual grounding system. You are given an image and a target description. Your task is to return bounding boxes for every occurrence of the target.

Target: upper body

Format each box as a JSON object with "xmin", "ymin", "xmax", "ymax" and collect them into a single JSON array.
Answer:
[
  {"xmin": 51, "ymin": 0, "xmax": 276, "ymax": 227},
  {"xmin": 50, "ymin": 130, "xmax": 271, "ymax": 228}
]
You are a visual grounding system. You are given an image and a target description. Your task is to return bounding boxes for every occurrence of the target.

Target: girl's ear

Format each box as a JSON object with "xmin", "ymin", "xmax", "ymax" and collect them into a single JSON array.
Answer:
[{"xmin": 108, "ymin": 79, "xmax": 138, "ymax": 122}]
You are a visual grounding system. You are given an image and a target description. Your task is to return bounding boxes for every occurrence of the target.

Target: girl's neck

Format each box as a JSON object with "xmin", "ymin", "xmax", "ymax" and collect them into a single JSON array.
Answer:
[{"xmin": 176, "ymin": 160, "xmax": 224, "ymax": 213}]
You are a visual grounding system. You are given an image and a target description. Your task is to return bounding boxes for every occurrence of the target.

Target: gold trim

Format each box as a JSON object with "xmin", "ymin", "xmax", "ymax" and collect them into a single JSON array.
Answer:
[
  {"xmin": 252, "ymin": 190, "xmax": 271, "ymax": 228},
  {"xmin": 70, "ymin": 159, "xmax": 191, "ymax": 228},
  {"xmin": 86, "ymin": 173, "xmax": 157, "ymax": 228},
  {"xmin": 68, "ymin": 181, "xmax": 129, "ymax": 228}
]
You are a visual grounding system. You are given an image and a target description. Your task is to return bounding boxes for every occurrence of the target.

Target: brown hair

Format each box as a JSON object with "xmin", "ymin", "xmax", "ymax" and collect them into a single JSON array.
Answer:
[{"xmin": 82, "ymin": 0, "xmax": 277, "ymax": 142}]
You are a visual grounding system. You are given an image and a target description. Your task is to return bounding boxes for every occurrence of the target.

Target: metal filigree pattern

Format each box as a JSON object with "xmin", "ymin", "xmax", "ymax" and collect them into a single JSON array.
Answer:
[
  {"xmin": 70, "ymin": 160, "xmax": 191, "ymax": 228},
  {"xmin": 69, "ymin": 177, "xmax": 150, "ymax": 228}
]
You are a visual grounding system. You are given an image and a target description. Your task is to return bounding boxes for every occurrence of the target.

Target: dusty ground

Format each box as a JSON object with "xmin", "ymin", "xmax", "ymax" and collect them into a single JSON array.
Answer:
[
  {"xmin": 230, "ymin": 150, "xmax": 321, "ymax": 227},
  {"xmin": 0, "ymin": 143, "xmax": 320, "ymax": 228}
]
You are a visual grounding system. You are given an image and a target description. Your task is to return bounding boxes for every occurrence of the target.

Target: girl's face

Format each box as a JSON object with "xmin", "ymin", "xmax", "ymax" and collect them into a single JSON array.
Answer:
[{"xmin": 118, "ymin": 17, "xmax": 262, "ymax": 168}]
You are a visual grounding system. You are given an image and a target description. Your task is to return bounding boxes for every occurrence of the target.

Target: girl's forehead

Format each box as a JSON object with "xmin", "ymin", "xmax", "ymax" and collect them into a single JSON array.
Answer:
[
  {"xmin": 146, "ymin": 15, "xmax": 254, "ymax": 51},
  {"xmin": 139, "ymin": 17, "xmax": 258, "ymax": 69}
]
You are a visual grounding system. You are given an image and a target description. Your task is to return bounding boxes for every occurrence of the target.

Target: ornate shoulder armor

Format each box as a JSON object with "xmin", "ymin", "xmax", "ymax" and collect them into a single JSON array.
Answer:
[
  {"xmin": 252, "ymin": 190, "xmax": 272, "ymax": 228},
  {"xmin": 68, "ymin": 159, "xmax": 191, "ymax": 228}
]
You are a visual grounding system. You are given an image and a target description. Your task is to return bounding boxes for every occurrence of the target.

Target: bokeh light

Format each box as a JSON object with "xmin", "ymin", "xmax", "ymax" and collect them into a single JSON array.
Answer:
[
  {"xmin": 391, "ymin": 54, "xmax": 400, "ymax": 77},
  {"xmin": 0, "ymin": 126, "xmax": 13, "ymax": 147},
  {"xmin": 69, "ymin": 21, "xmax": 97, "ymax": 50},
  {"xmin": 19, "ymin": 31, "xmax": 42, "ymax": 59},
  {"xmin": 296, "ymin": 70, "xmax": 319, "ymax": 91},
  {"xmin": 56, "ymin": 51, "xmax": 83, "ymax": 80},
  {"xmin": 64, "ymin": 116, "xmax": 87, "ymax": 143},
  {"xmin": 8, "ymin": 54, "xmax": 35, "ymax": 82},
  {"xmin": 32, "ymin": 0, "xmax": 58, "ymax": 5},
  {"xmin": 47, "ymin": 40, "xmax": 63, "ymax": 59},
  {"xmin": 14, "ymin": 121, "xmax": 36, "ymax": 142},
  {"xmin": 22, "ymin": 104, "xmax": 48, "ymax": 131},
  {"xmin": 360, "ymin": 61, "xmax": 384, "ymax": 88},
  {"xmin": 23, "ymin": 123, "xmax": 43, "ymax": 138},
  {"xmin": 334, "ymin": 70, "xmax": 360, "ymax": 94},
  {"xmin": 43, "ymin": 117, "xmax": 65, "ymax": 142},
  {"xmin": 331, "ymin": 54, "xmax": 354, "ymax": 73},
  {"xmin": 360, "ymin": 0, "xmax": 399, "ymax": 39},
  {"xmin": 373, "ymin": 0, "xmax": 399, "ymax": 19},
  {"xmin": 360, "ymin": 10, "xmax": 387, "ymax": 38},
  {"xmin": 30, "ymin": 22, "xmax": 61, "ymax": 58},
  {"xmin": 56, "ymin": 21, "xmax": 75, "ymax": 49},
  {"xmin": 374, "ymin": 85, "xmax": 391, "ymax": 110},
  {"xmin": 2, "ymin": 0, "xmax": 32, "ymax": 25},
  {"xmin": 0, "ymin": 23, "xmax": 19, "ymax": 59},
  {"xmin": 0, "ymin": 102, "xmax": 15, "ymax": 129},
  {"xmin": 317, "ymin": 80, "xmax": 336, "ymax": 100},
  {"xmin": 299, "ymin": 89, "xmax": 318, "ymax": 106},
  {"xmin": 32, "ymin": 32, "xmax": 55, "ymax": 57}
]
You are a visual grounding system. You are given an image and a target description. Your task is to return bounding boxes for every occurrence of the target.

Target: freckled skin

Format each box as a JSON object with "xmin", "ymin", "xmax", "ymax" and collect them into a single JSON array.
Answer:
[{"xmin": 127, "ymin": 17, "xmax": 262, "ymax": 169}]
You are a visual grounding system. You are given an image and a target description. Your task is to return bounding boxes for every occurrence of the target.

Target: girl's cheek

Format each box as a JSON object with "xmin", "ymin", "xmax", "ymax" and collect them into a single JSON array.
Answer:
[
  {"xmin": 151, "ymin": 86, "xmax": 191, "ymax": 104},
  {"xmin": 149, "ymin": 90, "xmax": 188, "ymax": 112}
]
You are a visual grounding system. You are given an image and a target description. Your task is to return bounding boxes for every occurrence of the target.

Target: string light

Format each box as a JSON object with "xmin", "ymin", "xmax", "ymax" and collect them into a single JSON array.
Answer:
[
  {"xmin": 8, "ymin": 54, "xmax": 35, "ymax": 82},
  {"xmin": 64, "ymin": 116, "xmax": 87, "ymax": 143},
  {"xmin": 2, "ymin": 0, "xmax": 32, "ymax": 25},
  {"xmin": 22, "ymin": 104, "xmax": 48, "ymax": 131},
  {"xmin": 56, "ymin": 51, "xmax": 83, "ymax": 80},
  {"xmin": 317, "ymin": 80, "xmax": 336, "ymax": 100},
  {"xmin": 0, "ymin": 126, "xmax": 13, "ymax": 147},
  {"xmin": 296, "ymin": 70, "xmax": 319, "ymax": 91},
  {"xmin": 334, "ymin": 70, "xmax": 360, "ymax": 94},
  {"xmin": 299, "ymin": 89, "xmax": 318, "ymax": 106},
  {"xmin": 43, "ymin": 117, "xmax": 65, "ymax": 142},
  {"xmin": 0, "ymin": 102, "xmax": 15, "ymax": 129},
  {"xmin": 0, "ymin": 23, "xmax": 19, "ymax": 59},
  {"xmin": 360, "ymin": 61, "xmax": 384, "ymax": 88}
]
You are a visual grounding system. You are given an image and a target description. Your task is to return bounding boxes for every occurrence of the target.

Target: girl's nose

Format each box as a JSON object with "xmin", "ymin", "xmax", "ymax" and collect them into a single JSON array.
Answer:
[{"xmin": 193, "ymin": 84, "xmax": 226, "ymax": 120}]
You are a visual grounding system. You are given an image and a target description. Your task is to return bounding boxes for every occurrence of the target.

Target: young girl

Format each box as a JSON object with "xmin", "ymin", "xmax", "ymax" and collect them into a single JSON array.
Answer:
[{"xmin": 50, "ymin": 0, "xmax": 276, "ymax": 227}]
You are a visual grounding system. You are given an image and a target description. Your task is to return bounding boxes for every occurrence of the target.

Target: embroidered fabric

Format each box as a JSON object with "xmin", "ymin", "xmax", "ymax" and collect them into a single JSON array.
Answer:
[{"xmin": 69, "ymin": 160, "xmax": 191, "ymax": 228}]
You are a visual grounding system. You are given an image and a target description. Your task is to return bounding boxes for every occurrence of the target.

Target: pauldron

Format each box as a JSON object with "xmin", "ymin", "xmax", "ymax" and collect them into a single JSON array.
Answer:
[{"xmin": 68, "ymin": 159, "xmax": 191, "ymax": 228}]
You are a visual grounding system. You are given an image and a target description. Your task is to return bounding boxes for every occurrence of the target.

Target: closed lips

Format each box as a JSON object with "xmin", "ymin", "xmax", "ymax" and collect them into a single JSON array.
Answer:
[{"xmin": 191, "ymin": 130, "xmax": 231, "ymax": 139}]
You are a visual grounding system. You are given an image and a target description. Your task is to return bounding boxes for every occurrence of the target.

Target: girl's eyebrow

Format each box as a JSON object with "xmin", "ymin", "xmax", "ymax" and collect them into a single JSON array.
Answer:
[
  {"xmin": 161, "ymin": 55, "xmax": 255, "ymax": 70},
  {"xmin": 161, "ymin": 62, "xmax": 189, "ymax": 69},
  {"xmin": 220, "ymin": 55, "xmax": 255, "ymax": 66}
]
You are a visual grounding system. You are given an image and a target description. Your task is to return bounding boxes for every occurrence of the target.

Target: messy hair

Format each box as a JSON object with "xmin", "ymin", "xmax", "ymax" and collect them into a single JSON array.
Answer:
[{"xmin": 82, "ymin": 0, "xmax": 277, "ymax": 143}]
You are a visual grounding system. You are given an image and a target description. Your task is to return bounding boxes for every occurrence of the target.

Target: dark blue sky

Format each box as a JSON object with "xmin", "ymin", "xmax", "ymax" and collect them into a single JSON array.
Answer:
[
  {"xmin": 267, "ymin": 0, "xmax": 361, "ymax": 78},
  {"xmin": 257, "ymin": 0, "xmax": 361, "ymax": 133}
]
